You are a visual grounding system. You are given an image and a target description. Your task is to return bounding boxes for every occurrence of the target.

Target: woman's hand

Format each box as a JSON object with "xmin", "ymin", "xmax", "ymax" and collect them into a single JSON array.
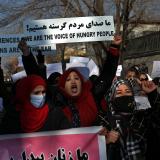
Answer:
[
  {"xmin": 18, "ymin": 38, "xmax": 30, "ymax": 56},
  {"xmin": 98, "ymin": 127, "xmax": 119, "ymax": 144},
  {"xmin": 141, "ymin": 80, "xmax": 157, "ymax": 94},
  {"xmin": 112, "ymin": 35, "xmax": 122, "ymax": 46}
]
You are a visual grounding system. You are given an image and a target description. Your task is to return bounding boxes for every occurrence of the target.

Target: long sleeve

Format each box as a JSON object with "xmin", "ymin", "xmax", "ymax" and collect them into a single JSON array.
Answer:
[
  {"xmin": 92, "ymin": 45, "xmax": 120, "ymax": 105},
  {"xmin": 22, "ymin": 53, "xmax": 46, "ymax": 79},
  {"xmin": 145, "ymin": 89, "xmax": 160, "ymax": 160},
  {"xmin": 147, "ymin": 89, "xmax": 160, "ymax": 108},
  {"xmin": 22, "ymin": 53, "xmax": 39, "ymax": 75}
]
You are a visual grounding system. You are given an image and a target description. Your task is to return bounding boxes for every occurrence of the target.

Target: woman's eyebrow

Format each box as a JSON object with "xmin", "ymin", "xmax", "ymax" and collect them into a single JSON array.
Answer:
[
  {"xmin": 116, "ymin": 90, "xmax": 122, "ymax": 93},
  {"xmin": 33, "ymin": 90, "xmax": 46, "ymax": 94},
  {"xmin": 125, "ymin": 89, "xmax": 132, "ymax": 92}
]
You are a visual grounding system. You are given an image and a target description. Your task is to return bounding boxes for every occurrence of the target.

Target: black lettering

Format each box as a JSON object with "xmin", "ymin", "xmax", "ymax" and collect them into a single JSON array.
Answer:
[
  {"xmin": 76, "ymin": 32, "xmax": 95, "ymax": 38},
  {"xmin": 0, "ymin": 48, "xmax": 7, "ymax": 53},
  {"xmin": 44, "ymin": 34, "xmax": 53, "ymax": 40},
  {"xmin": 9, "ymin": 47, "xmax": 20, "ymax": 53},
  {"xmin": 54, "ymin": 34, "xmax": 68, "ymax": 39},
  {"xmin": 77, "ymin": 148, "xmax": 88, "ymax": 160},
  {"xmin": 0, "ymin": 37, "xmax": 20, "ymax": 43},
  {"xmin": 97, "ymin": 31, "xmax": 114, "ymax": 37},
  {"xmin": 23, "ymin": 36, "xmax": 32, "ymax": 42},
  {"xmin": 34, "ymin": 35, "xmax": 43, "ymax": 41},
  {"xmin": 40, "ymin": 46, "xmax": 51, "ymax": 51}
]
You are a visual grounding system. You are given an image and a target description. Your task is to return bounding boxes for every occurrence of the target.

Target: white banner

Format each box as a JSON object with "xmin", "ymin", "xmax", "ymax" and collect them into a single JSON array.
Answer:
[
  {"xmin": 0, "ymin": 34, "xmax": 56, "ymax": 56},
  {"xmin": 23, "ymin": 16, "xmax": 115, "ymax": 44}
]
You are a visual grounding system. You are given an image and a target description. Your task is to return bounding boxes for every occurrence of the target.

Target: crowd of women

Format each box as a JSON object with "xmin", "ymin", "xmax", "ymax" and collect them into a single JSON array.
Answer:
[{"xmin": 0, "ymin": 35, "xmax": 160, "ymax": 160}]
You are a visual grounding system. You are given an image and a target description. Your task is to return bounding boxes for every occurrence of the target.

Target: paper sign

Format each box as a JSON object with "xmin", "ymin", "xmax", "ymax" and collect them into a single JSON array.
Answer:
[
  {"xmin": 23, "ymin": 16, "xmax": 115, "ymax": 44},
  {"xmin": 134, "ymin": 96, "xmax": 151, "ymax": 110},
  {"xmin": 66, "ymin": 62, "xmax": 86, "ymax": 69},
  {"xmin": 116, "ymin": 65, "xmax": 122, "ymax": 77},
  {"xmin": 151, "ymin": 61, "xmax": 160, "ymax": 78},
  {"xmin": 11, "ymin": 70, "xmax": 27, "ymax": 82},
  {"xmin": 17, "ymin": 56, "xmax": 23, "ymax": 67},
  {"xmin": 147, "ymin": 74, "xmax": 152, "ymax": 81},
  {"xmin": 66, "ymin": 62, "xmax": 89, "ymax": 80},
  {"xmin": 0, "ymin": 126, "xmax": 107, "ymax": 160},
  {"xmin": 87, "ymin": 59, "xmax": 99, "ymax": 76},
  {"xmin": 46, "ymin": 63, "xmax": 63, "ymax": 78},
  {"xmin": 70, "ymin": 56, "xmax": 89, "ymax": 65}
]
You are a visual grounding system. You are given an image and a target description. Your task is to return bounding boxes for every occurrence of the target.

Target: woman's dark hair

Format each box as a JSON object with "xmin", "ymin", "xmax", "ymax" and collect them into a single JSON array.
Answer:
[
  {"xmin": 47, "ymin": 72, "xmax": 61, "ymax": 85},
  {"xmin": 153, "ymin": 77, "xmax": 160, "ymax": 86},
  {"xmin": 128, "ymin": 65, "xmax": 140, "ymax": 76},
  {"xmin": 89, "ymin": 75, "xmax": 98, "ymax": 84}
]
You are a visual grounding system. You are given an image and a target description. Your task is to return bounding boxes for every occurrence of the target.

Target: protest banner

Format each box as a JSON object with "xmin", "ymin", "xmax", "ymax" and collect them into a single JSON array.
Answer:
[
  {"xmin": 0, "ymin": 34, "xmax": 56, "ymax": 56},
  {"xmin": 0, "ymin": 126, "xmax": 107, "ymax": 160},
  {"xmin": 23, "ymin": 16, "xmax": 115, "ymax": 44}
]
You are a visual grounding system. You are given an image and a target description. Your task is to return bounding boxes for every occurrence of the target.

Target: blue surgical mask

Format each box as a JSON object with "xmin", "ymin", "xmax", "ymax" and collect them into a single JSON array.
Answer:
[{"xmin": 30, "ymin": 94, "xmax": 46, "ymax": 108}]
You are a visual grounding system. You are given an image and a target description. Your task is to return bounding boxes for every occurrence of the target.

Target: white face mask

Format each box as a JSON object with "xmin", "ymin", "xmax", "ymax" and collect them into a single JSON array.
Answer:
[{"xmin": 30, "ymin": 94, "xmax": 46, "ymax": 108}]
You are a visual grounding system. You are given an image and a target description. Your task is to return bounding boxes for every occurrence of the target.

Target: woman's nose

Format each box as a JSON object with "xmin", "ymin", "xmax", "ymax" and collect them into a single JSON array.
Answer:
[
  {"xmin": 71, "ymin": 78, "xmax": 75, "ymax": 83},
  {"xmin": 121, "ymin": 91, "xmax": 126, "ymax": 96}
]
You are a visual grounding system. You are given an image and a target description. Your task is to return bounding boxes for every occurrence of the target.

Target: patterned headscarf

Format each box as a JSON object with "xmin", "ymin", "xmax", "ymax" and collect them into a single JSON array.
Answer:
[
  {"xmin": 105, "ymin": 79, "xmax": 133, "ymax": 103},
  {"xmin": 105, "ymin": 79, "xmax": 145, "ymax": 159}
]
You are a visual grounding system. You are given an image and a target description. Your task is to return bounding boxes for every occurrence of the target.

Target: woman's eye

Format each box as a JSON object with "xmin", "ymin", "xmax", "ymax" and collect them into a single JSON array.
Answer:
[
  {"xmin": 75, "ymin": 77, "xmax": 79, "ymax": 80},
  {"xmin": 66, "ymin": 78, "xmax": 71, "ymax": 81},
  {"xmin": 116, "ymin": 92, "xmax": 121, "ymax": 95},
  {"xmin": 126, "ymin": 90, "xmax": 132, "ymax": 93}
]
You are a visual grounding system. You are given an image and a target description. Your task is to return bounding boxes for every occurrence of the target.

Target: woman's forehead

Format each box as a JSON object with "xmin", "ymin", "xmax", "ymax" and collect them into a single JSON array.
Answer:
[
  {"xmin": 116, "ymin": 83, "xmax": 130, "ymax": 90},
  {"xmin": 33, "ymin": 85, "xmax": 45, "ymax": 91},
  {"xmin": 68, "ymin": 71, "xmax": 79, "ymax": 76}
]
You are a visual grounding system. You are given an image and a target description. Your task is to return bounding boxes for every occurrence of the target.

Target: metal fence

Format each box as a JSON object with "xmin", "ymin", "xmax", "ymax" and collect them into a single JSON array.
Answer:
[{"xmin": 125, "ymin": 31, "xmax": 160, "ymax": 59}]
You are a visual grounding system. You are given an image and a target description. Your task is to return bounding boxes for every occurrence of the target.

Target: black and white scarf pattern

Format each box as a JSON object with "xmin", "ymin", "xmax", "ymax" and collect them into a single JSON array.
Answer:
[{"xmin": 105, "ymin": 79, "xmax": 146, "ymax": 160}]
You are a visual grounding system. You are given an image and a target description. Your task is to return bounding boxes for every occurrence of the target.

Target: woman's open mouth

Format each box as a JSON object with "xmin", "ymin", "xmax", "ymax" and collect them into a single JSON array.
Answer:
[{"xmin": 71, "ymin": 84, "xmax": 78, "ymax": 93}]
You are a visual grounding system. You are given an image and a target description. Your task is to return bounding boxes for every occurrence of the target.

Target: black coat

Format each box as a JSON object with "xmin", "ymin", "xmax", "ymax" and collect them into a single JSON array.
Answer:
[
  {"xmin": 0, "ymin": 105, "xmax": 71, "ymax": 134},
  {"xmin": 22, "ymin": 53, "xmax": 46, "ymax": 80},
  {"xmin": 145, "ymin": 90, "xmax": 160, "ymax": 160}
]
